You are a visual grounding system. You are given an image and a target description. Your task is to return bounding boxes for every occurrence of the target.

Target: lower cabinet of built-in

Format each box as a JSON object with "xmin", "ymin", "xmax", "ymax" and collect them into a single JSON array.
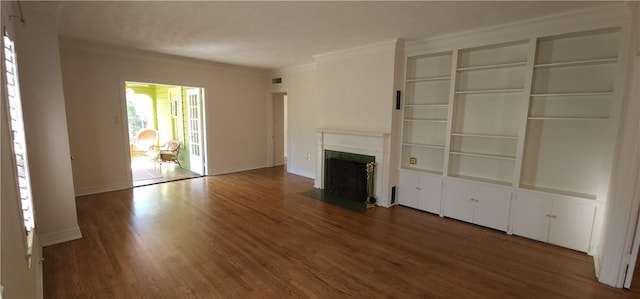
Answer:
[{"xmin": 397, "ymin": 170, "xmax": 597, "ymax": 253}]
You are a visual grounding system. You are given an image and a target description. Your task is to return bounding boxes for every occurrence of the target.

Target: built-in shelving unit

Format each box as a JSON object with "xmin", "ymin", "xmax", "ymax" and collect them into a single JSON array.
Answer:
[
  {"xmin": 448, "ymin": 40, "xmax": 528, "ymax": 185},
  {"xmin": 521, "ymin": 28, "xmax": 620, "ymax": 200},
  {"xmin": 397, "ymin": 24, "xmax": 625, "ymax": 254},
  {"xmin": 401, "ymin": 52, "xmax": 453, "ymax": 174}
]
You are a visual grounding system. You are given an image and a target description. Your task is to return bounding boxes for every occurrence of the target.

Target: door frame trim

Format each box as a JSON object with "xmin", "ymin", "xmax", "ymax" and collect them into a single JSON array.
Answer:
[
  {"xmin": 119, "ymin": 78, "xmax": 209, "ymax": 188},
  {"xmin": 266, "ymin": 89, "xmax": 289, "ymax": 170}
]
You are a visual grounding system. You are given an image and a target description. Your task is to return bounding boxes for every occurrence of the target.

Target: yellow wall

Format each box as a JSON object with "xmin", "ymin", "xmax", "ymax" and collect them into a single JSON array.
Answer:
[{"xmin": 154, "ymin": 85, "xmax": 173, "ymax": 144}]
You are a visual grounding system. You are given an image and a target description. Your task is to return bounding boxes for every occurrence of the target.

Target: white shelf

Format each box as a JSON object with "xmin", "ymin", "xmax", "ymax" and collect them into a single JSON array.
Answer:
[
  {"xmin": 520, "ymin": 184, "xmax": 597, "ymax": 200},
  {"xmin": 404, "ymin": 119, "xmax": 448, "ymax": 123},
  {"xmin": 402, "ymin": 167, "xmax": 443, "ymax": 175},
  {"xmin": 527, "ymin": 117, "xmax": 609, "ymax": 121},
  {"xmin": 455, "ymin": 88, "xmax": 524, "ymax": 95},
  {"xmin": 457, "ymin": 61, "xmax": 527, "ymax": 72},
  {"xmin": 451, "ymin": 133, "xmax": 518, "ymax": 140},
  {"xmin": 448, "ymin": 174, "xmax": 512, "ymax": 187},
  {"xmin": 403, "ymin": 143, "xmax": 445, "ymax": 150},
  {"xmin": 530, "ymin": 92, "xmax": 613, "ymax": 97},
  {"xmin": 450, "ymin": 151, "xmax": 516, "ymax": 161},
  {"xmin": 404, "ymin": 104, "xmax": 449, "ymax": 107},
  {"xmin": 407, "ymin": 76, "xmax": 451, "ymax": 82},
  {"xmin": 534, "ymin": 57, "xmax": 617, "ymax": 69}
]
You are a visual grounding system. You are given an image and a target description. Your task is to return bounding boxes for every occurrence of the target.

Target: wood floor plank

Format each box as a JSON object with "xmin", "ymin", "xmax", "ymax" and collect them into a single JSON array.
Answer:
[{"xmin": 44, "ymin": 166, "xmax": 640, "ymax": 298}]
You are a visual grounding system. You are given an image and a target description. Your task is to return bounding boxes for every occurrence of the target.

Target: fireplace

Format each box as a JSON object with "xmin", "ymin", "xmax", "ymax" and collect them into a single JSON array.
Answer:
[
  {"xmin": 324, "ymin": 150, "xmax": 375, "ymax": 204},
  {"xmin": 315, "ymin": 129, "xmax": 391, "ymax": 207}
]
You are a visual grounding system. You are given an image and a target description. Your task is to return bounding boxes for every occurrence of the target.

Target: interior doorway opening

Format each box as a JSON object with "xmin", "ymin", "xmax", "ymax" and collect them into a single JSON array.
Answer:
[
  {"xmin": 125, "ymin": 81, "xmax": 206, "ymax": 186},
  {"xmin": 272, "ymin": 93, "xmax": 288, "ymax": 167}
]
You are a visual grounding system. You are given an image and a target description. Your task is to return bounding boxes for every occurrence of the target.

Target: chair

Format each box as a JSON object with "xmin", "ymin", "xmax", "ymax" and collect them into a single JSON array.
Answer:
[
  {"xmin": 154, "ymin": 140, "xmax": 182, "ymax": 168},
  {"xmin": 130, "ymin": 128, "xmax": 158, "ymax": 158}
]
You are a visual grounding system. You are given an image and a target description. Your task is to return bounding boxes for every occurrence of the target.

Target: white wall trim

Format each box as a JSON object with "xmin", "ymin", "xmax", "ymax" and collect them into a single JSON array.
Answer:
[
  {"xmin": 405, "ymin": 3, "xmax": 630, "ymax": 56},
  {"xmin": 266, "ymin": 89, "xmax": 290, "ymax": 169},
  {"xmin": 36, "ymin": 236, "xmax": 44, "ymax": 299},
  {"xmin": 288, "ymin": 167, "xmax": 315, "ymax": 179},
  {"xmin": 313, "ymin": 39, "xmax": 399, "ymax": 64},
  {"xmin": 315, "ymin": 129, "xmax": 392, "ymax": 207},
  {"xmin": 75, "ymin": 182, "xmax": 129, "ymax": 197},
  {"xmin": 274, "ymin": 62, "xmax": 317, "ymax": 75},
  {"xmin": 594, "ymin": 252, "xmax": 601, "ymax": 278},
  {"xmin": 38, "ymin": 226, "xmax": 82, "ymax": 247},
  {"xmin": 209, "ymin": 163, "xmax": 271, "ymax": 176}
]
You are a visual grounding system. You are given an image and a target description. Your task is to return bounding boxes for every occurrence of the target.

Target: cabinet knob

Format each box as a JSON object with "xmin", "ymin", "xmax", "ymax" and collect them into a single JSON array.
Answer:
[
  {"xmin": 546, "ymin": 214, "xmax": 558, "ymax": 219},
  {"xmin": 415, "ymin": 187, "xmax": 422, "ymax": 191}
]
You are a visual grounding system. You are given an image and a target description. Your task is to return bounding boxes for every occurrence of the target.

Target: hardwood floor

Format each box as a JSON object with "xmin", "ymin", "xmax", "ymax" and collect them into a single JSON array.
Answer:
[{"xmin": 44, "ymin": 166, "xmax": 640, "ymax": 298}]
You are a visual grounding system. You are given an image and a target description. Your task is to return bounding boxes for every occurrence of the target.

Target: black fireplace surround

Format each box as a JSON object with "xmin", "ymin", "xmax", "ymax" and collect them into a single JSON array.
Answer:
[{"xmin": 324, "ymin": 150, "xmax": 375, "ymax": 203}]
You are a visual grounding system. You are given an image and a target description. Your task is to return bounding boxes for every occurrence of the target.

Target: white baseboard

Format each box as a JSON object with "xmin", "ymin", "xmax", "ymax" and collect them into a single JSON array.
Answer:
[
  {"xmin": 39, "ymin": 226, "xmax": 83, "ymax": 247},
  {"xmin": 37, "ymin": 239, "xmax": 44, "ymax": 299},
  {"xmin": 375, "ymin": 197, "xmax": 391, "ymax": 208},
  {"xmin": 287, "ymin": 167, "xmax": 315, "ymax": 179},
  {"xmin": 209, "ymin": 163, "xmax": 270, "ymax": 176},
  {"xmin": 75, "ymin": 182, "xmax": 129, "ymax": 197},
  {"xmin": 593, "ymin": 251, "xmax": 601, "ymax": 278}
]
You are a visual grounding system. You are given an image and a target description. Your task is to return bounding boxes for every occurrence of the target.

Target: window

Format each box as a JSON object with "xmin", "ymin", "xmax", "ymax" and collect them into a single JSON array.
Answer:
[{"xmin": 3, "ymin": 30, "xmax": 36, "ymax": 264}]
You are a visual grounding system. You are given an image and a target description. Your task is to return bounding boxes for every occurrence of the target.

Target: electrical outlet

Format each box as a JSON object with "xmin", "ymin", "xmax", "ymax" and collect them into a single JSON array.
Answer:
[
  {"xmin": 306, "ymin": 154, "xmax": 311, "ymax": 161},
  {"xmin": 409, "ymin": 157, "xmax": 417, "ymax": 165}
]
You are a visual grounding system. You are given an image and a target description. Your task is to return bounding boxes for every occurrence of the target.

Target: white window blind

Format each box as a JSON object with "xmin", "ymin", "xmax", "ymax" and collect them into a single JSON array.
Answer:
[{"xmin": 4, "ymin": 31, "xmax": 35, "ymax": 257}]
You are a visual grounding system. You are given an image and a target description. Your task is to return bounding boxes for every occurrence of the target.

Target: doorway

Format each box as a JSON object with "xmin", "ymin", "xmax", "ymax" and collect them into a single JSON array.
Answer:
[
  {"xmin": 125, "ymin": 81, "xmax": 206, "ymax": 186},
  {"xmin": 272, "ymin": 93, "xmax": 288, "ymax": 167}
]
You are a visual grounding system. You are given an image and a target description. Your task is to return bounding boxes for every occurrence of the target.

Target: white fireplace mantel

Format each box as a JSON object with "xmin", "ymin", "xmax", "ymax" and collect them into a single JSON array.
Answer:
[{"xmin": 315, "ymin": 129, "xmax": 392, "ymax": 207}]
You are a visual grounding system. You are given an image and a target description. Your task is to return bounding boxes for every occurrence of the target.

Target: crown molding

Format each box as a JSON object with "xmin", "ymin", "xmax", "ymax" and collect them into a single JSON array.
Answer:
[
  {"xmin": 405, "ymin": 2, "xmax": 631, "ymax": 56},
  {"xmin": 313, "ymin": 39, "xmax": 399, "ymax": 63},
  {"xmin": 274, "ymin": 62, "xmax": 317, "ymax": 75}
]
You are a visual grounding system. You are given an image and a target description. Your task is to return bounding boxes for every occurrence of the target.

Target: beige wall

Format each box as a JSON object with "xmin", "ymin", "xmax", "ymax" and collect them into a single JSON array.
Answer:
[
  {"xmin": 15, "ymin": 6, "xmax": 81, "ymax": 246},
  {"xmin": 60, "ymin": 39, "xmax": 270, "ymax": 194},
  {"xmin": 272, "ymin": 41, "xmax": 399, "ymax": 180},
  {"xmin": 271, "ymin": 66, "xmax": 319, "ymax": 178},
  {"xmin": 315, "ymin": 41, "xmax": 397, "ymax": 133}
]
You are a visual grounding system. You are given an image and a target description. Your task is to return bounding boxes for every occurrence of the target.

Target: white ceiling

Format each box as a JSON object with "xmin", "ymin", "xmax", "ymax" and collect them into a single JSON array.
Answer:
[{"xmin": 27, "ymin": 1, "xmax": 612, "ymax": 70}]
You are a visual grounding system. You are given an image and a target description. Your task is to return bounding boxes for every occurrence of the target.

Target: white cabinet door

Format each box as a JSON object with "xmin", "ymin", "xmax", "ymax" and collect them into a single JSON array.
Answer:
[
  {"xmin": 548, "ymin": 200, "xmax": 596, "ymax": 253},
  {"xmin": 511, "ymin": 192, "xmax": 552, "ymax": 242},
  {"xmin": 510, "ymin": 190, "xmax": 596, "ymax": 253},
  {"xmin": 398, "ymin": 171, "xmax": 420, "ymax": 209},
  {"xmin": 443, "ymin": 180, "xmax": 475, "ymax": 223},
  {"xmin": 418, "ymin": 175, "xmax": 442, "ymax": 214},
  {"xmin": 474, "ymin": 185, "xmax": 512, "ymax": 231}
]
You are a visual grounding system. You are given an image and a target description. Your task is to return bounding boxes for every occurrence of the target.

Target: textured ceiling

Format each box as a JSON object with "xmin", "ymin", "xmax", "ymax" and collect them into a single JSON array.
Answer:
[{"xmin": 27, "ymin": 1, "xmax": 611, "ymax": 70}]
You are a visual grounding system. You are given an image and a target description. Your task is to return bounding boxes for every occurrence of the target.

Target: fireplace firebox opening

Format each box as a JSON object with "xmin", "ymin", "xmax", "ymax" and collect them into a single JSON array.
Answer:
[{"xmin": 324, "ymin": 150, "xmax": 376, "ymax": 206}]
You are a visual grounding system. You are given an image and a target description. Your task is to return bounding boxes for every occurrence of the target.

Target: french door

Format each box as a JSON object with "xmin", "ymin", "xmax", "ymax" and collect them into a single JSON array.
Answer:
[{"xmin": 186, "ymin": 88, "xmax": 204, "ymax": 174}]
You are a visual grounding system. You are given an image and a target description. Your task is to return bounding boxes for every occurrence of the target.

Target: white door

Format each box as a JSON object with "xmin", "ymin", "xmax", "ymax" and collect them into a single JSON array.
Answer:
[{"xmin": 186, "ymin": 88, "xmax": 204, "ymax": 174}]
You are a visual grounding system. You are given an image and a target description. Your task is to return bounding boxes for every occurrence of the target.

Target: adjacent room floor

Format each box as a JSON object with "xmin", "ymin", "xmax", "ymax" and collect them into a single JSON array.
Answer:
[
  {"xmin": 131, "ymin": 156, "xmax": 201, "ymax": 187},
  {"xmin": 43, "ymin": 166, "xmax": 640, "ymax": 298}
]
